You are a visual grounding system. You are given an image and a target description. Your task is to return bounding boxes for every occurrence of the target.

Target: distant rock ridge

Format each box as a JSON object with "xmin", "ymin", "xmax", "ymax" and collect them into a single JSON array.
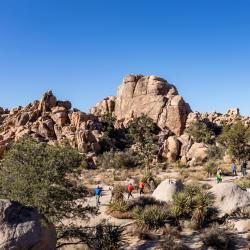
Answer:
[{"xmin": 0, "ymin": 90, "xmax": 102, "ymax": 158}]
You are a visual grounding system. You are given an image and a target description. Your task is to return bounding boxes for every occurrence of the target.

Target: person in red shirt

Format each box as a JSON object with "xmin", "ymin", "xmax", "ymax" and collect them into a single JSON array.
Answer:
[
  {"xmin": 127, "ymin": 183, "xmax": 134, "ymax": 200},
  {"xmin": 139, "ymin": 181, "xmax": 145, "ymax": 195}
]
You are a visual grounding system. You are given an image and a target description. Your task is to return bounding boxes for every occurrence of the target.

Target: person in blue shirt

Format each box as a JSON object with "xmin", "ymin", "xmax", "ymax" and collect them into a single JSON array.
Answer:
[
  {"xmin": 95, "ymin": 185, "xmax": 102, "ymax": 207},
  {"xmin": 231, "ymin": 161, "xmax": 237, "ymax": 176}
]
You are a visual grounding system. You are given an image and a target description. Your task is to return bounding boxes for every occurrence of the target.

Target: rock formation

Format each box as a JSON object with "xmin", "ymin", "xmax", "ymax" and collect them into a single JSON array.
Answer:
[
  {"xmin": 209, "ymin": 183, "xmax": 250, "ymax": 216},
  {"xmin": 91, "ymin": 75, "xmax": 191, "ymax": 136},
  {"xmin": 1, "ymin": 74, "xmax": 250, "ymax": 164},
  {"xmin": 0, "ymin": 91, "xmax": 102, "ymax": 158},
  {"xmin": 0, "ymin": 199, "xmax": 56, "ymax": 249},
  {"xmin": 186, "ymin": 108, "xmax": 250, "ymax": 128}
]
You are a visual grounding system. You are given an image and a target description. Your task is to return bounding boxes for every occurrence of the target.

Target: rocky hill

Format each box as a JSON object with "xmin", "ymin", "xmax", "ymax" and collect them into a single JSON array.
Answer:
[
  {"xmin": 1, "ymin": 74, "xmax": 250, "ymax": 163},
  {"xmin": 0, "ymin": 91, "xmax": 103, "ymax": 158},
  {"xmin": 90, "ymin": 74, "xmax": 191, "ymax": 136}
]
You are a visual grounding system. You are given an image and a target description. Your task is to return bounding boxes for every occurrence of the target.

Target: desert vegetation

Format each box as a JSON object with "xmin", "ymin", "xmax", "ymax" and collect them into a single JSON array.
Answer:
[{"xmin": 0, "ymin": 80, "xmax": 249, "ymax": 249}]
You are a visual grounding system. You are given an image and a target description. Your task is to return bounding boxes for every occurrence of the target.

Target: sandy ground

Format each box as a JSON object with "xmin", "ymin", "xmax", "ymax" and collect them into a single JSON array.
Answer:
[{"xmin": 61, "ymin": 168, "xmax": 250, "ymax": 250}]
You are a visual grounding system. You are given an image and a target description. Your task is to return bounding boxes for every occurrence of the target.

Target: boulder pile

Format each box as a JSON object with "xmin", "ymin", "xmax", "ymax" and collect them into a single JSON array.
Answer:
[
  {"xmin": 1, "ymin": 74, "xmax": 250, "ymax": 164},
  {"xmin": 91, "ymin": 74, "xmax": 191, "ymax": 136},
  {"xmin": 0, "ymin": 90, "xmax": 102, "ymax": 158}
]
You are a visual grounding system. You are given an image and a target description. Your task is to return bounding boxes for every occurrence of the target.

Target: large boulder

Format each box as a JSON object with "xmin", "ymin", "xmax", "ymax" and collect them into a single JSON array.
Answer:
[
  {"xmin": 186, "ymin": 142, "xmax": 208, "ymax": 162},
  {"xmin": 209, "ymin": 183, "xmax": 250, "ymax": 216},
  {"xmin": 152, "ymin": 179, "xmax": 184, "ymax": 202},
  {"xmin": 0, "ymin": 199, "xmax": 56, "ymax": 250},
  {"xmin": 161, "ymin": 136, "xmax": 180, "ymax": 162},
  {"xmin": 91, "ymin": 75, "xmax": 191, "ymax": 135}
]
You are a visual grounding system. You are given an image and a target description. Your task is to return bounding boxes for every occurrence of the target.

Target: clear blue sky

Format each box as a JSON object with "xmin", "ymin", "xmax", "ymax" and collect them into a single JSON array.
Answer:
[{"xmin": 0, "ymin": 0, "xmax": 249, "ymax": 115}]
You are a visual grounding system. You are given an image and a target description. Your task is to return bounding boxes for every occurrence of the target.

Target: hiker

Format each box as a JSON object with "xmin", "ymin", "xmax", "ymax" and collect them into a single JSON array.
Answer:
[
  {"xmin": 108, "ymin": 184, "xmax": 114, "ymax": 203},
  {"xmin": 216, "ymin": 168, "xmax": 222, "ymax": 184},
  {"xmin": 231, "ymin": 162, "xmax": 237, "ymax": 176},
  {"xmin": 139, "ymin": 181, "xmax": 145, "ymax": 195},
  {"xmin": 241, "ymin": 161, "xmax": 247, "ymax": 177},
  {"xmin": 95, "ymin": 185, "xmax": 102, "ymax": 207},
  {"xmin": 127, "ymin": 183, "xmax": 134, "ymax": 200}
]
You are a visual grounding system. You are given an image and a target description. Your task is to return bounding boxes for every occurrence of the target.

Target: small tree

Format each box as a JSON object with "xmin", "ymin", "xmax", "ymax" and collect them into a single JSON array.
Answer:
[
  {"xmin": 218, "ymin": 121, "xmax": 250, "ymax": 162},
  {"xmin": 127, "ymin": 114, "xmax": 160, "ymax": 168},
  {"xmin": 99, "ymin": 113, "xmax": 127, "ymax": 151},
  {"xmin": 186, "ymin": 121, "xmax": 215, "ymax": 144},
  {"xmin": 0, "ymin": 136, "xmax": 95, "ymax": 247}
]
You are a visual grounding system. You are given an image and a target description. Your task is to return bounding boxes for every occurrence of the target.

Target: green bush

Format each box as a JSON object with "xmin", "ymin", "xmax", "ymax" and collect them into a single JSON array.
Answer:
[
  {"xmin": 206, "ymin": 145, "xmax": 224, "ymax": 160},
  {"xmin": 186, "ymin": 121, "xmax": 215, "ymax": 144},
  {"xmin": 97, "ymin": 150, "xmax": 140, "ymax": 169},
  {"xmin": 133, "ymin": 205, "xmax": 169, "ymax": 229},
  {"xmin": 204, "ymin": 161, "xmax": 217, "ymax": 177},
  {"xmin": 234, "ymin": 178, "xmax": 250, "ymax": 190},
  {"xmin": 112, "ymin": 185, "xmax": 126, "ymax": 201},
  {"xmin": 127, "ymin": 114, "xmax": 160, "ymax": 167},
  {"xmin": 0, "ymin": 136, "xmax": 97, "ymax": 247},
  {"xmin": 109, "ymin": 200, "xmax": 129, "ymax": 213},
  {"xmin": 218, "ymin": 121, "xmax": 250, "ymax": 162},
  {"xmin": 171, "ymin": 184, "xmax": 216, "ymax": 229}
]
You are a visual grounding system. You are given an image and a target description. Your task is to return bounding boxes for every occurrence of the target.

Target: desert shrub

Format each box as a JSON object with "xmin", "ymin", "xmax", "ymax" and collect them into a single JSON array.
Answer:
[
  {"xmin": 206, "ymin": 144, "xmax": 224, "ymax": 160},
  {"xmin": 87, "ymin": 224, "xmax": 124, "ymax": 250},
  {"xmin": 141, "ymin": 171, "xmax": 160, "ymax": 190},
  {"xmin": 186, "ymin": 121, "xmax": 215, "ymax": 144},
  {"xmin": 109, "ymin": 199, "xmax": 129, "ymax": 213},
  {"xmin": 218, "ymin": 121, "xmax": 250, "ymax": 162},
  {"xmin": 133, "ymin": 205, "xmax": 169, "ymax": 230},
  {"xmin": 234, "ymin": 178, "xmax": 250, "ymax": 190},
  {"xmin": 97, "ymin": 150, "xmax": 140, "ymax": 169},
  {"xmin": 99, "ymin": 113, "xmax": 127, "ymax": 151},
  {"xmin": 0, "ymin": 136, "xmax": 98, "ymax": 247},
  {"xmin": 79, "ymin": 159, "xmax": 89, "ymax": 169},
  {"xmin": 108, "ymin": 184, "xmax": 131, "ymax": 218},
  {"xmin": 204, "ymin": 161, "xmax": 217, "ymax": 177},
  {"xmin": 127, "ymin": 114, "xmax": 160, "ymax": 167},
  {"xmin": 175, "ymin": 160, "xmax": 189, "ymax": 169},
  {"xmin": 112, "ymin": 185, "xmax": 126, "ymax": 200},
  {"xmin": 201, "ymin": 225, "xmax": 236, "ymax": 250},
  {"xmin": 171, "ymin": 184, "xmax": 217, "ymax": 228}
]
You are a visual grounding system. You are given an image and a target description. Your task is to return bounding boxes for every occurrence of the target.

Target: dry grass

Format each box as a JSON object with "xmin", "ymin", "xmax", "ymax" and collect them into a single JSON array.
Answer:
[{"xmin": 188, "ymin": 171, "xmax": 207, "ymax": 181}]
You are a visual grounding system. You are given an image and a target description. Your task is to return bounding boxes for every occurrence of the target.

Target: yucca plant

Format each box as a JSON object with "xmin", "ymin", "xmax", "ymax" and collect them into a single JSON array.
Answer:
[{"xmin": 133, "ymin": 205, "xmax": 169, "ymax": 230}]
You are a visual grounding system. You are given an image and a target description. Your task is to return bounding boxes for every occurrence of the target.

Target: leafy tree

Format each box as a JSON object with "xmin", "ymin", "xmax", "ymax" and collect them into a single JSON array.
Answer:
[
  {"xmin": 0, "ymin": 136, "xmax": 96, "ymax": 247},
  {"xmin": 99, "ymin": 113, "xmax": 127, "ymax": 151},
  {"xmin": 218, "ymin": 121, "xmax": 250, "ymax": 162},
  {"xmin": 100, "ymin": 113, "xmax": 117, "ymax": 138},
  {"xmin": 186, "ymin": 121, "xmax": 215, "ymax": 144},
  {"xmin": 206, "ymin": 144, "xmax": 224, "ymax": 160},
  {"xmin": 127, "ymin": 114, "xmax": 160, "ymax": 167}
]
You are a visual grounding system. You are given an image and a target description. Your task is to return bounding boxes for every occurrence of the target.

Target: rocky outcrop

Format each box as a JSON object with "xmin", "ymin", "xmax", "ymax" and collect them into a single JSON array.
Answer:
[
  {"xmin": 186, "ymin": 142, "xmax": 208, "ymax": 162},
  {"xmin": 0, "ymin": 199, "xmax": 56, "ymax": 249},
  {"xmin": 0, "ymin": 91, "xmax": 102, "ymax": 158},
  {"xmin": 160, "ymin": 136, "xmax": 181, "ymax": 162},
  {"xmin": 186, "ymin": 108, "xmax": 250, "ymax": 128},
  {"xmin": 91, "ymin": 75, "xmax": 191, "ymax": 136}
]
